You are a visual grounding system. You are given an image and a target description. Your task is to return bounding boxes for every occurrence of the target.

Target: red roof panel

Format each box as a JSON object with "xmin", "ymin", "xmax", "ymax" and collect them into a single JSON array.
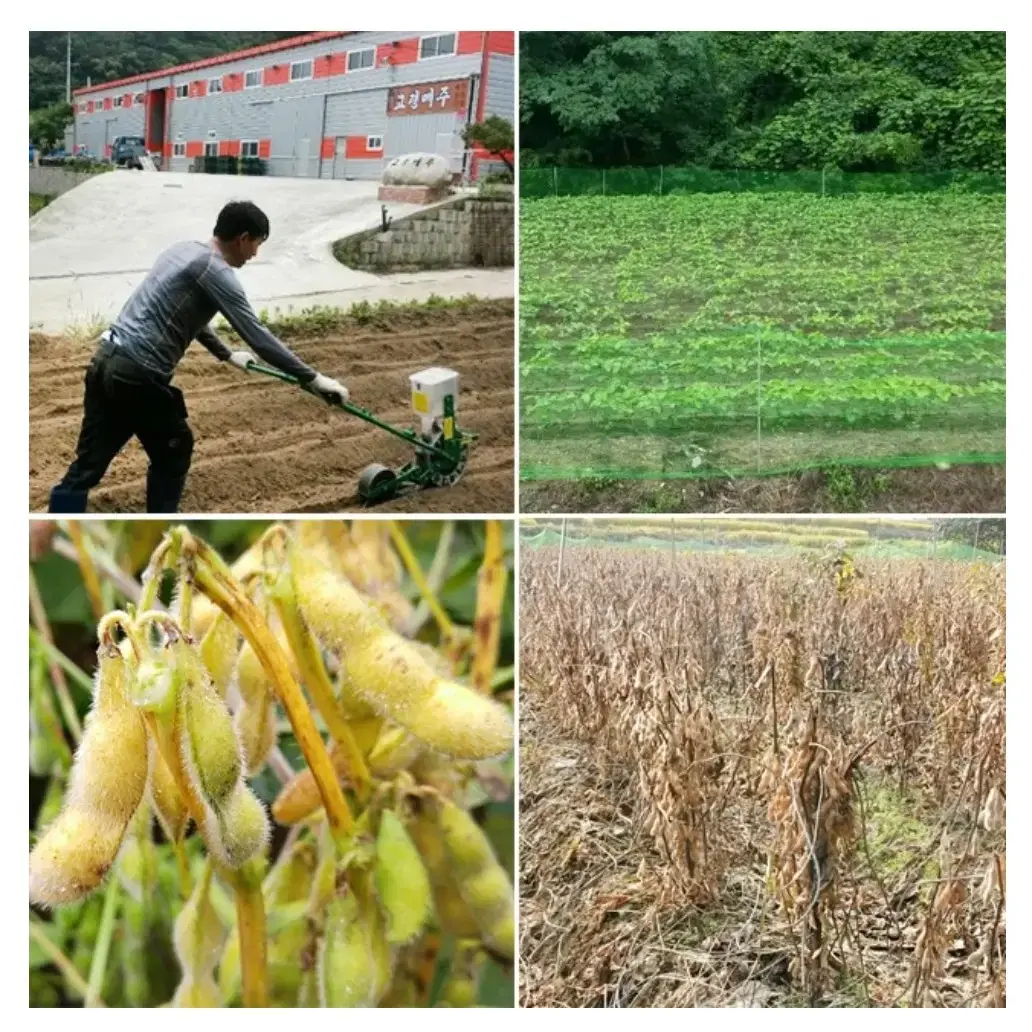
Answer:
[{"xmin": 73, "ymin": 32, "xmax": 351, "ymax": 96}]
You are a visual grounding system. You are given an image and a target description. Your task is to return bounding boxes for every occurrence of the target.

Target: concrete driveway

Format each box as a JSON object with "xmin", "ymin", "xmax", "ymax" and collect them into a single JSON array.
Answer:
[{"xmin": 29, "ymin": 170, "xmax": 513, "ymax": 332}]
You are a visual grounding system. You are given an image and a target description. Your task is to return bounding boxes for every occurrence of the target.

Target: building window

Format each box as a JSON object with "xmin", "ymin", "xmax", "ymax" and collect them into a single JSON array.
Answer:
[
  {"xmin": 172, "ymin": 142, "xmax": 186, "ymax": 157},
  {"xmin": 114, "ymin": 97, "xmax": 122, "ymax": 107},
  {"xmin": 366, "ymin": 135, "xmax": 383, "ymax": 151},
  {"xmin": 204, "ymin": 141, "xmax": 218, "ymax": 157},
  {"xmin": 135, "ymin": 93, "xmax": 145, "ymax": 104},
  {"xmin": 175, "ymin": 84, "xmax": 189, "ymax": 98},
  {"xmin": 290, "ymin": 59, "xmax": 313, "ymax": 82},
  {"xmin": 241, "ymin": 140, "xmax": 259, "ymax": 158},
  {"xmin": 347, "ymin": 48, "xmax": 374, "ymax": 72},
  {"xmin": 244, "ymin": 69, "xmax": 262, "ymax": 89},
  {"xmin": 208, "ymin": 77, "xmax": 223, "ymax": 93},
  {"xmin": 419, "ymin": 33, "xmax": 456, "ymax": 60}
]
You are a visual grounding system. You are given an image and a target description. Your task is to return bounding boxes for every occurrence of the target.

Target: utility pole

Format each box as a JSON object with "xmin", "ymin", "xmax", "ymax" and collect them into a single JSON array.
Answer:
[{"xmin": 67, "ymin": 33, "xmax": 75, "ymax": 154}]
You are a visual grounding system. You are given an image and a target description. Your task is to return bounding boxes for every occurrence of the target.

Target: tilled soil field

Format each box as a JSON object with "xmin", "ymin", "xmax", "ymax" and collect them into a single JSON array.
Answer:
[{"xmin": 30, "ymin": 301, "xmax": 514, "ymax": 513}]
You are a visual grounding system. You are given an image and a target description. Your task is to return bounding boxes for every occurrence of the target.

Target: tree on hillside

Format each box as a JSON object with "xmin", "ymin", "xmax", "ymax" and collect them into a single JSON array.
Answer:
[
  {"xmin": 520, "ymin": 31, "xmax": 1005, "ymax": 173},
  {"xmin": 462, "ymin": 116, "xmax": 515, "ymax": 174},
  {"xmin": 29, "ymin": 32, "xmax": 303, "ymax": 110},
  {"xmin": 29, "ymin": 102, "xmax": 73, "ymax": 152}
]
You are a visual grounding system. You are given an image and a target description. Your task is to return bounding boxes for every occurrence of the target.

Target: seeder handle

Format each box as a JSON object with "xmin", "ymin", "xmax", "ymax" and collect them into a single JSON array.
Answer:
[{"xmin": 243, "ymin": 360, "xmax": 454, "ymax": 461}]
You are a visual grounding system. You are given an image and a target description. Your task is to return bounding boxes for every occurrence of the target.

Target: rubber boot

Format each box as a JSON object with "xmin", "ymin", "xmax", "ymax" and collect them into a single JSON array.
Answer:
[
  {"xmin": 145, "ymin": 471, "xmax": 188, "ymax": 514},
  {"xmin": 48, "ymin": 486, "xmax": 89, "ymax": 513}
]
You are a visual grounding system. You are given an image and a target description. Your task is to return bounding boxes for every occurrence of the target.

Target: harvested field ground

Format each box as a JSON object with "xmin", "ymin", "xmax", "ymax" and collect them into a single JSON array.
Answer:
[
  {"xmin": 520, "ymin": 543, "xmax": 1006, "ymax": 1008},
  {"xmin": 29, "ymin": 300, "xmax": 513, "ymax": 513},
  {"xmin": 520, "ymin": 464, "xmax": 1005, "ymax": 515}
]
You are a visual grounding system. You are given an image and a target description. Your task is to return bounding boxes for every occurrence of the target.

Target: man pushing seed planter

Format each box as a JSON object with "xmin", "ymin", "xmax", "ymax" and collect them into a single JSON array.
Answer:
[{"xmin": 47, "ymin": 200, "xmax": 349, "ymax": 514}]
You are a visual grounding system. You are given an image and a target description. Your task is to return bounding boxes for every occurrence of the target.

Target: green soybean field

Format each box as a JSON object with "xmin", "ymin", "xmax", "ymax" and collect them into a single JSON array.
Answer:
[{"xmin": 519, "ymin": 191, "xmax": 1005, "ymax": 491}]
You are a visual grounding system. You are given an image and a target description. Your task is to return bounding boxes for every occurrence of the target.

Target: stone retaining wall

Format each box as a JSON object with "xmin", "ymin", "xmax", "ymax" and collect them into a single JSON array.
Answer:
[
  {"xmin": 333, "ymin": 196, "xmax": 514, "ymax": 272},
  {"xmin": 29, "ymin": 167, "xmax": 104, "ymax": 198}
]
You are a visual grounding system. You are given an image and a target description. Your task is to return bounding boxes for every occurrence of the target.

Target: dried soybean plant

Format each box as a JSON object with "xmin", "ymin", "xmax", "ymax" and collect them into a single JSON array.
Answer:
[
  {"xmin": 29, "ymin": 520, "xmax": 514, "ymax": 1009},
  {"xmin": 520, "ymin": 539, "xmax": 1005, "ymax": 1007}
]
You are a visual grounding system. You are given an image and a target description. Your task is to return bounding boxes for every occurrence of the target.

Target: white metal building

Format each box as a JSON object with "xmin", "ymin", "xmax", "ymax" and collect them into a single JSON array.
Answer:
[{"xmin": 71, "ymin": 31, "xmax": 514, "ymax": 181}]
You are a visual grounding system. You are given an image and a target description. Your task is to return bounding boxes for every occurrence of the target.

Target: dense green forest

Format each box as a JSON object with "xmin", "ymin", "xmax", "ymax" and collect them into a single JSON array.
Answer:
[
  {"xmin": 520, "ymin": 32, "xmax": 1005, "ymax": 173},
  {"xmin": 29, "ymin": 32, "xmax": 303, "ymax": 110}
]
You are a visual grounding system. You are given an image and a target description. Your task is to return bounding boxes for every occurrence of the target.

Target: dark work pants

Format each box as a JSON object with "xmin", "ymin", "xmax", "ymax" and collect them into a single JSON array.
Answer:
[{"xmin": 48, "ymin": 341, "xmax": 194, "ymax": 513}]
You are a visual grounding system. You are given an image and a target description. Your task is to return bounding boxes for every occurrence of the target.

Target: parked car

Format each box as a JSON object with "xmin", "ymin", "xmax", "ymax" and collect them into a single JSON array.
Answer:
[{"xmin": 111, "ymin": 135, "xmax": 147, "ymax": 167}]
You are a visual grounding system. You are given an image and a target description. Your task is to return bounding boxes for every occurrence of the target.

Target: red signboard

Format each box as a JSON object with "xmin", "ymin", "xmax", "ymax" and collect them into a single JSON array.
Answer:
[{"xmin": 387, "ymin": 79, "xmax": 469, "ymax": 117}]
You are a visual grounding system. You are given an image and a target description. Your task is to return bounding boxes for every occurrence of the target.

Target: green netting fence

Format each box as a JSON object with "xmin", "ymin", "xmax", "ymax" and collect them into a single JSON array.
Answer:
[
  {"xmin": 520, "ymin": 329, "xmax": 1005, "ymax": 480},
  {"xmin": 520, "ymin": 166, "xmax": 1006, "ymax": 198},
  {"xmin": 519, "ymin": 521, "xmax": 1005, "ymax": 563}
]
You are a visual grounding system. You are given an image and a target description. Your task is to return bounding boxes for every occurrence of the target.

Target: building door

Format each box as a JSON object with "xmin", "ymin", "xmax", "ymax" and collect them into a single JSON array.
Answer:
[
  {"xmin": 146, "ymin": 89, "xmax": 166, "ymax": 155},
  {"xmin": 295, "ymin": 137, "xmax": 310, "ymax": 178},
  {"xmin": 333, "ymin": 137, "xmax": 347, "ymax": 179}
]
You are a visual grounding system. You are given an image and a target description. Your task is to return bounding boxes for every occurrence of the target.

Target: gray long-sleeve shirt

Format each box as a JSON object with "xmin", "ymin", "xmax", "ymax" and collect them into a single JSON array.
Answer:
[{"xmin": 108, "ymin": 240, "xmax": 317, "ymax": 382}]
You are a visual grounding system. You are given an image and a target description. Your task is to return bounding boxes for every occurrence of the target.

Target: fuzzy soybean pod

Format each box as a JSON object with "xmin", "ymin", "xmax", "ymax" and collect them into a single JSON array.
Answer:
[
  {"xmin": 368, "ymin": 724, "xmax": 425, "ymax": 778},
  {"xmin": 172, "ymin": 973, "xmax": 222, "ymax": 1008},
  {"xmin": 199, "ymin": 609, "xmax": 240, "ymax": 700},
  {"xmin": 174, "ymin": 641, "xmax": 269, "ymax": 868},
  {"xmin": 233, "ymin": 640, "xmax": 277, "ymax": 776},
  {"xmin": 316, "ymin": 891, "xmax": 393, "ymax": 1008},
  {"xmin": 439, "ymin": 939, "xmax": 482, "ymax": 1008},
  {"xmin": 405, "ymin": 807, "xmax": 481, "ymax": 940},
  {"xmin": 172, "ymin": 864, "xmax": 225, "ymax": 1007},
  {"xmin": 437, "ymin": 799, "xmax": 514, "ymax": 961},
  {"xmin": 147, "ymin": 738, "xmax": 190, "ymax": 844},
  {"xmin": 290, "ymin": 543, "xmax": 512, "ymax": 760},
  {"xmin": 29, "ymin": 645, "xmax": 149, "ymax": 907},
  {"xmin": 375, "ymin": 809, "xmax": 433, "ymax": 946}
]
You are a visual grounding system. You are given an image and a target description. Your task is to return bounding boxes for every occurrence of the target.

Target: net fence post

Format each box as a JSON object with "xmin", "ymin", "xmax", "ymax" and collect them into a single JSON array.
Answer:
[
  {"xmin": 670, "ymin": 517, "xmax": 676, "ymax": 578},
  {"xmin": 756, "ymin": 335, "xmax": 763, "ymax": 473},
  {"xmin": 821, "ymin": 166, "xmax": 826, "ymax": 198},
  {"xmin": 973, "ymin": 520, "xmax": 981, "ymax": 560},
  {"xmin": 602, "ymin": 167, "xmax": 606, "ymax": 197},
  {"xmin": 659, "ymin": 164, "xmax": 664, "ymax": 196},
  {"xmin": 552, "ymin": 165, "xmax": 557, "ymax": 197},
  {"xmin": 558, "ymin": 517, "xmax": 567, "ymax": 588}
]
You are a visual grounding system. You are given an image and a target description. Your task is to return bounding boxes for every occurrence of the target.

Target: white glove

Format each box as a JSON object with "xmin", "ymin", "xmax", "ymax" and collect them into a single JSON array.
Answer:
[
  {"xmin": 311, "ymin": 372, "xmax": 349, "ymax": 404},
  {"xmin": 228, "ymin": 351, "xmax": 255, "ymax": 371}
]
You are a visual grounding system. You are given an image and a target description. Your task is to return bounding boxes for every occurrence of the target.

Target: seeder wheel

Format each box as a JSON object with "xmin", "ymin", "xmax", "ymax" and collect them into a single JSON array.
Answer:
[
  {"xmin": 427, "ymin": 440, "xmax": 470, "ymax": 489},
  {"xmin": 357, "ymin": 463, "xmax": 398, "ymax": 504}
]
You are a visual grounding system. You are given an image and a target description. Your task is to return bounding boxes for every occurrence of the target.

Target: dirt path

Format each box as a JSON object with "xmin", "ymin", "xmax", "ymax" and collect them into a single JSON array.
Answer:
[{"xmin": 30, "ymin": 301, "xmax": 514, "ymax": 513}]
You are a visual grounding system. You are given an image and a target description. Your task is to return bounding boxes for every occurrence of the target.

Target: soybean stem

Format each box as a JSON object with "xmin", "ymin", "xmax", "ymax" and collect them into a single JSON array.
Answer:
[
  {"xmin": 29, "ymin": 920, "xmax": 102, "ymax": 1005},
  {"xmin": 389, "ymin": 521, "xmax": 456, "ymax": 642},
  {"xmin": 28, "ymin": 570, "xmax": 84, "ymax": 743},
  {"xmin": 174, "ymin": 840, "xmax": 194, "ymax": 899},
  {"xmin": 65, "ymin": 521, "xmax": 106, "ymax": 622},
  {"xmin": 187, "ymin": 533, "xmax": 354, "ymax": 839},
  {"xmin": 226, "ymin": 860, "xmax": 269, "ymax": 1008},
  {"xmin": 270, "ymin": 580, "xmax": 372, "ymax": 798},
  {"xmin": 470, "ymin": 520, "xmax": 507, "ymax": 695},
  {"xmin": 401, "ymin": 521, "xmax": 456, "ymax": 637},
  {"xmin": 85, "ymin": 873, "xmax": 121, "ymax": 1008},
  {"xmin": 29, "ymin": 629, "xmax": 95, "ymax": 698}
]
